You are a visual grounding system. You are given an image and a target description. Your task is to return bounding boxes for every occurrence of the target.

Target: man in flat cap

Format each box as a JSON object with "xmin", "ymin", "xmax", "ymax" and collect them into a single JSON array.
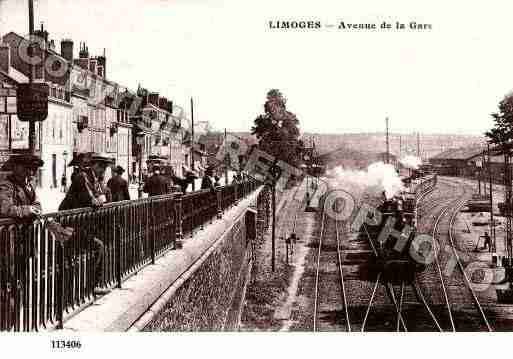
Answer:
[
  {"xmin": 0, "ymin": 154, "xmax": 44, "ymax": 219},
  {"xmin": 107, "ymin": 165, "xmax": 130, "ymax": 202},
  {"xmin": 59, "ymin": 152, "xmax": 114, "ymax": 295}
]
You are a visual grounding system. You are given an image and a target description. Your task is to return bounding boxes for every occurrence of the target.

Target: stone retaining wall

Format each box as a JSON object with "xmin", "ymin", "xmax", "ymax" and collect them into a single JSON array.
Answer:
[{"xmin": 144, "ymin": 212, "xmax": 255, "ymax": 331}]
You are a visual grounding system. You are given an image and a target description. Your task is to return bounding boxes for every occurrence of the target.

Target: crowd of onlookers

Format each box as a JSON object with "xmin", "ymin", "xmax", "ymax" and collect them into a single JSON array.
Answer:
[{"xmin": 0, "ymin": 152, "xmax": 245, "ymax": 295}]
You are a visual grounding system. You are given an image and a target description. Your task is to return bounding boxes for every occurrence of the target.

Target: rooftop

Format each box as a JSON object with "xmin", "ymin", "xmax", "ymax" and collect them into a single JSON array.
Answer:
[{"xmin": 430, "ymin": 145, "xmax": 484, "ymax": 160}]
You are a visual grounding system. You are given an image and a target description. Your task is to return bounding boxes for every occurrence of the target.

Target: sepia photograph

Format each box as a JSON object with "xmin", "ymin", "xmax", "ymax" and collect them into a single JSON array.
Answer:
[{"xmin": 1, "ymin": 0, "xmax": 513, "ymax": 356}]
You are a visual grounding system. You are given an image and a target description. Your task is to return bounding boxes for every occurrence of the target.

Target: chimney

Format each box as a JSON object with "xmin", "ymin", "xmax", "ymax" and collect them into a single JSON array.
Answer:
[
  {"xmin": 167, "ymin": 101, "xmax": 173, "ymax": 114},
  {"xmin": 158, "ymin": 97, "xmax": 168, "ymax": 110},
  {"xmin": 89, "ymin": 59, "xmax": 97, "ymax": 74},
  {"xmin": 79, "ymin": 42, "xmax": 89, "ymax": 58},
  {"xmin": 148, "ymin": 92, "xmax": 159, "ymax": 106},
  {"xmin": 97, "ymin": 65, "xmax": 104, "ymax": 78},
  {"xmin": 60, "ymin": 39, "xmax": 74, "ymax": 62},
  {"xmin": 33, "ymin": 22, "xmax": 49, "ymax": 49},
  {"xmin": 49, "ymin": 39, "xmax": 55, "ymax": 51},
  {"xmin": 77, "ymin": 42, "xmax": 89, "ymax": 70},
  {"xmin": 0, "ymin": 43, "xmax": 10, "ymax": 73},
  {"xmin": 96, "ymin": 48, "xmax": 106, "ymax": 78}
]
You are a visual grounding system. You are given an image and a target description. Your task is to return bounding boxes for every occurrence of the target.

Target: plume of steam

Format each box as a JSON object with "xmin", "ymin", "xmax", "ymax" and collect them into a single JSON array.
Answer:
[
  {"xmin": 399, "ymin": 155, "xmax": 422, "ymax": 170},
  {"xmin": 327, "ymin": 161, "xmax": 404, "ymax": 200}
]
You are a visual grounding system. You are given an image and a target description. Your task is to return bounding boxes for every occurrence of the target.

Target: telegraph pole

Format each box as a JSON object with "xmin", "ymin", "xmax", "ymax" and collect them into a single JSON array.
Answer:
[
  {"xmin": 224, "ymin": 128, "xmax": 228, "ymax": 185},
  {"xmin": 417, "ymin": 132, "xmax": 421, "ymax": 160},
  {"xmin": 399, "ymin": 135, "xmax": 402, "ymax": 158},
  {"xmin": 190, "ymin": 97, "xmax": 195, "ymax": 191},
  {"xmin": 488, "ymin": 143, "xmax": 495, "ymax": 252},
  {"xmin": 271, "ymin": 180, "xmax": 276, "ymax": 272},
  {"xmin": 28, "ymin": 0, "xmax": 36, "ymax": 154},
  {"xmin": 385, "ymin": 117, "xmax": 390, "ymax": 164}
]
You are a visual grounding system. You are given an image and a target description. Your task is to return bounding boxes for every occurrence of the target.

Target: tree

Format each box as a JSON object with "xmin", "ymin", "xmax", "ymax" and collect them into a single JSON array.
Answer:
[
  {"xmin": 486, "ymin": 92, "xmax": 513, "ymax": 210},
  {"xmin": 486, "ymin": 93, "xmax": 513, "ymax": 148},
  {"xmin": 251, "ymin": 89, "xmax": 303, "ymax": 167}
]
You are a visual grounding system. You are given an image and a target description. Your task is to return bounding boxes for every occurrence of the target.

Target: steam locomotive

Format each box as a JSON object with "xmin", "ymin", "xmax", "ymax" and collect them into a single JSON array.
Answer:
[{"xmin": 361, "ymin": 173, "xmax": 437, "ymax": 283}]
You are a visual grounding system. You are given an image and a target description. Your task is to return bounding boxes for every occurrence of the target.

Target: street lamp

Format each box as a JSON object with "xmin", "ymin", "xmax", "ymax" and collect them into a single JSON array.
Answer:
[
  {"xmin": 135, "ymin": 134, "xmax": 146, "ymax": 199},
  {"xmin": 63, "ymin": 150, "xmax": 68, "ymax": 191}
]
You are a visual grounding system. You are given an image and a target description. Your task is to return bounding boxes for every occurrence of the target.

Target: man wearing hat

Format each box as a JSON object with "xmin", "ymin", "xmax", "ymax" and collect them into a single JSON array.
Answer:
[
  {"xmin": 0, "ymin": 154, "xmax": 44, "ymax": 219},
  {"xmin": 143, "ymin": 163, "xmax": 169, "ymax": 197},
  {"xmin": 201, "ymin": 167, "xmax": 215, "ymax": 191},
  {"xmin": 59, "ymin": 152, "xmax": 114, "ymax": 295},
  {"xmin": 59, "ymin": 152, "xmax": 113, "ymax": 211},
  {"xmin": 107, "ymin": 165, "xmax": 130, "ymax": 202}
]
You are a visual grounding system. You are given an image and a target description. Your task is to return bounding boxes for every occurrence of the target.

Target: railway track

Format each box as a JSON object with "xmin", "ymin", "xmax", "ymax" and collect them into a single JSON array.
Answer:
[
  {"xmin": 312, "ymin": 197, "xmax": 348, "ymax": 331},
  {"xmin": 416, "ymin": 177, "xmax": 493, "ymax": 331},
  {"xmin": 312, "ymin": 176, "xmax": 493, "ymax": 331},
  {"xmin": 312, "ymin": 180, "xmax": 442, "ymax": 331}
]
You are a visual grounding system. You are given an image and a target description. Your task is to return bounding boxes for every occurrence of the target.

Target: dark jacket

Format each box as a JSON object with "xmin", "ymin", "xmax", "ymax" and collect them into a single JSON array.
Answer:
[
  {"xmin": 143, "ymin": 174, "xmax": 169, "ymax": 196},
  {"xmin": 107, "ymin": 175, "xmax": 130, "ymax": 202},
  {"xmin": 59, "ymin": 168, "xmax": 106, "ymax": 211},
  {"xmin": 201, "ymin": 175, "xmax": 214, "ymax": 190},
  {"xmin": 0, "ymin": 175, "xmax": 41, "ymax": 219}
]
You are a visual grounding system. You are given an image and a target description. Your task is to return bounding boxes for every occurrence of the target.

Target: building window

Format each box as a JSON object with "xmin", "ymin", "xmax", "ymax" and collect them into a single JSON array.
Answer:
[{"xmin": 0, "ymin": 115, "xmax": 9, "ymax": 150}]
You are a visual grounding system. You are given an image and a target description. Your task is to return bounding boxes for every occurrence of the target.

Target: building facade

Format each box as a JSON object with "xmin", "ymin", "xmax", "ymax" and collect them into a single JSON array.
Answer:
[{"xmin": 1, "ymin": 26, "xmax": 189, "ymax": 189}]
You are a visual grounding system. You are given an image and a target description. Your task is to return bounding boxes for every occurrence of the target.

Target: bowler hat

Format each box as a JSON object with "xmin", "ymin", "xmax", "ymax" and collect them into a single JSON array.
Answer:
[
  {"xmin": 2, "ymin": 154, "xmax": 44, "ymax": 171},
  {"xmin": 185, "ymin": 170, "xmax": 198, "ymax": 178},
  {"xmin": 89, "ymin": 152, "xmax": 114, "ymax": 165},
  {"xmin": 68, "ymin": 152, "xmax": 92, "ymax": 167},
  {"xmin": 113, "ymin": 165, "xmax": 125, "ymax": 174}
]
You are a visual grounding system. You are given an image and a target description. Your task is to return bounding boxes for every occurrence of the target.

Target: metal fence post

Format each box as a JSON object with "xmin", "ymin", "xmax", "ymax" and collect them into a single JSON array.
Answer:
[
  {"xmin": 56, "ymin": 242, "xmax": 64, "ymax": 329},
  {"xmin": 174, "ymin": 192, "xmax": 183, "ymax": 249},
  {"xmin": 151, "ymin": 199, "xmax": 156, "ymax": 265},
  {"xmin": 216, "ymin": 187, "xmax": 222, "ymax": 219},
  {"xmin": 115, "ymin": 208, "xmax": 122, "ymax": 289}
]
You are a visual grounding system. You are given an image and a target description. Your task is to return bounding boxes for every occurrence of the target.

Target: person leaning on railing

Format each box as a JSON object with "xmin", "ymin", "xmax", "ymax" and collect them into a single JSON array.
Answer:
[
  {"xmin": 0, "ymin": 154, "xmax": 44, "ymax": 220},
  {"xmin": 58, "ymin": 152, "xmax": 114, "ymax": 296},
  {"xmin": 0, "ymin": 154, "xmax": 44, "ymax": 330}
]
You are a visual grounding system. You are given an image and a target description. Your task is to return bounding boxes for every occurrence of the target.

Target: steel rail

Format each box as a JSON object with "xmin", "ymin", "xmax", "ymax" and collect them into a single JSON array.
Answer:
[
  {"xmin": 447, "ymin": 183, "xmax": 493, "ymax": 332},
  {"xmin": 427, "ymin": 177, "xmax": 493, "ymax": 331},
  {"xmin": 361, "ymin": 272, "xmax": 381, "ymax": 332},
  {"xmin": 412, "ymin": 281, "xmax": 442, "ymax": 332},
  {"xmin": 312, "ymin": 194, "xmax": 328, "ymax": 331},
  {"xmin": 385, "ymin": 283, "xmax": 408, "ymax": 331},
  {"xmin": 334, "ymin": 218, "xmax": 351, "ymax": 332},
  {"xmin": 430, "ymin": 193, "xmax": 459, "ymax": 332}
]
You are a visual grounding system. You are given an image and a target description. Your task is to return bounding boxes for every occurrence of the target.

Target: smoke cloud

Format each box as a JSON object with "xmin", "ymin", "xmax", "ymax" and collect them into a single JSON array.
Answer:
[
  {"xmin": 399, "ymin": 155, "xmax": 422, "ymax": 169},
  {"xmin": 327, "ymin": 161, "xmax": 404, "ymax": 200}
]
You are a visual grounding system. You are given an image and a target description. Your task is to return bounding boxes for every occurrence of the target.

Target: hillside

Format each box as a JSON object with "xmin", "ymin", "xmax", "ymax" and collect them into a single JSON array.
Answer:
[{"xmin": 231, "ymin": 131, "xmax": 484, "ymax": 160}]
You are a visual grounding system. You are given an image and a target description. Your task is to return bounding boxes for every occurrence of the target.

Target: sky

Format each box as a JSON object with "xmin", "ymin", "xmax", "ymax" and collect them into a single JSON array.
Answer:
[{"xmin": 1, "ymin": 0, "xmax": 513, "ymax": 136}]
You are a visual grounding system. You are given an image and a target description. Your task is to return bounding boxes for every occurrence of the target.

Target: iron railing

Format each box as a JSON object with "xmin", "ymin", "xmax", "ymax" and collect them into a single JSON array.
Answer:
[{"xmin": 0, "ymin": 180, "xmax": 260, "ymax": 332}]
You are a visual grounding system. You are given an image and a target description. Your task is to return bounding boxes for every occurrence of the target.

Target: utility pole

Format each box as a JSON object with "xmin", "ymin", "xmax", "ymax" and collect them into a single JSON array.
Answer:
[
  {"xmin": 417, "ymin": 132, "xmax": 420, "ymax": 160},
  {"xmin": 482, "ymin": 151, "xmax": 487, "ymax": 195},
  {"xmin": 488, "ymin": 144, "xmax": 495, "ymax": 253},
  {"xmin": 385, "ymin": 117, "xmax": 390, "ymax": 164},
  {"xmin": 224, "ymin": 128, "xmax": 228, "ymax": 185},
  {"xmin": 399, "ymin": 135, "xmax": 402, "ymax": 158},
  {"xmin": 271, "ymin": 181, "xmax": 276, "ymax": 272},
  {"xmin": 28, "ymin": 0, "xmax": 36, "ymax": 154},
  {"xmin": 190, "ymin": 97, "xmax": 195, "ymax": 191}
]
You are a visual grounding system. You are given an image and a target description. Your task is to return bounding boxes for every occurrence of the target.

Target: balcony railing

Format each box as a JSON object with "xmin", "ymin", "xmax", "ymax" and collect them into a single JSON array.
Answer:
[{"xmin": 0, "ymin": 180, "xmax": 261, "ymax": 332}]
